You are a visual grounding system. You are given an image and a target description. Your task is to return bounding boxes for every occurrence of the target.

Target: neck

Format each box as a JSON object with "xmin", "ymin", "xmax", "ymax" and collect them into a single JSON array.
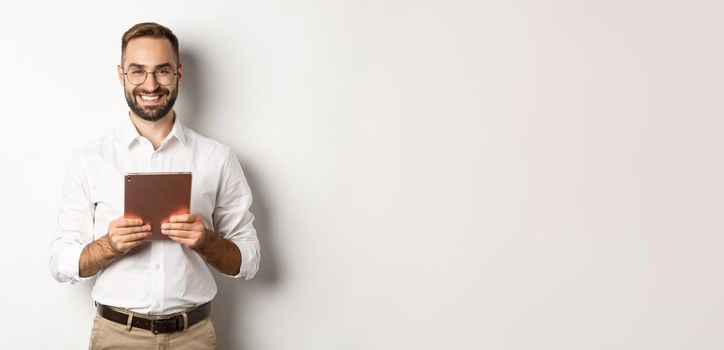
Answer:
[{"xmin": 129, "ymin": 110, "xmax": 175, "ymax": 150}]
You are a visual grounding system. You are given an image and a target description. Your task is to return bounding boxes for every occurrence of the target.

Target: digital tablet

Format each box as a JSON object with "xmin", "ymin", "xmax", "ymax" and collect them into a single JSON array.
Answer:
[{"xmin": 124, "ymin": 172, "xmax": 192, "ymax": 240}]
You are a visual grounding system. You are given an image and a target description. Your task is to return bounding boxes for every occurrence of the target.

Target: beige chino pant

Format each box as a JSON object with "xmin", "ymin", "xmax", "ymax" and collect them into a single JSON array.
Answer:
[{"xmin": 88, "ymin": 314, "xmax": 218, "ymax": 350}]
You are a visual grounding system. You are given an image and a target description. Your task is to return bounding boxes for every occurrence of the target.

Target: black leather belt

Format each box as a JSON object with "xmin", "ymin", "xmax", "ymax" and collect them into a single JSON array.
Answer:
[{"xmin": 96, "ymin": 302, "xmax": 211, "ymax": 334}]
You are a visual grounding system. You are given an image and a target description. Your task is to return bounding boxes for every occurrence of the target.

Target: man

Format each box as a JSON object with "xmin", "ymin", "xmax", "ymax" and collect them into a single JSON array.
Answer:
[{"xmin": 49, "ymin": 22, "xmax": 260, "ymax": 349}]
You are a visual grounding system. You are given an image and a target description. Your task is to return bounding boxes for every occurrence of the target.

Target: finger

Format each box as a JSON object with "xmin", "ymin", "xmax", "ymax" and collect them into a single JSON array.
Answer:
[
  {"xmin": 170, "ymin": 213, "xmax": 193, "ymax": 223},
  {"xmin": 107, "ymin": 232, "xmax": 147, "ymax": 252},
  {"xmin": 118, "ymin": 230, "xmax": 152, "ymax": 243},
  {"xmin": 114, "ymin": 225, "xmax": 151, "ymax": 236},
  {"xmin": 161, "ymin": 223, "xmax": 192, "ymax": 231},
  {"xmin": 166, "ymin": 235, "xmax": 194, "ymax": 247},
  {"xmin": 162, "ymin": 229, "xmax": 194, "ymax": 239},
  {"xmin": 118, "ymin": 237, "xmax": 150, "ymax": 251},
  {"xmin": 122, "ymin": 218, "xmax": 144, "ymax": 227},
  {"xmin": 115, "ymin": 218, "xmax": 145, "ymax": 228}
]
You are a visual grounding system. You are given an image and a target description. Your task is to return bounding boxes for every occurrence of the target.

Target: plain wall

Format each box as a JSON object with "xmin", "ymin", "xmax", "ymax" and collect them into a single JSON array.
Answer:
[{"xmin": 1, "ymin": 0, "xmax": 723, "ymax": 349}]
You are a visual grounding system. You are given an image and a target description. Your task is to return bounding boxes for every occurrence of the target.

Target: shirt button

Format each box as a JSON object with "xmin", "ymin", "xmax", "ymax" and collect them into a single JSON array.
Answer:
[
  {"xmin": 155, "ymin": 302, "xmax": 161, "ymax": 308},
  {"xmin": 155, "ymin": 264, "xmax": 160, "ymax": 270}
]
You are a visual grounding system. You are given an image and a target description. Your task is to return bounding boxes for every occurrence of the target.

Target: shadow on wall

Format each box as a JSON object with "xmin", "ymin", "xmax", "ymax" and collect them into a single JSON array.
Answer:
[
  {"xmin": 214, "ymin": 164, "xmax": 280, "ymax": 350},
  {"xmin": 180, "ymin": 48, "xmax": 281, "ymax": 350},
  {"xmin": 177, "ymin": 49, "xmax": 207, "ymax": 135}
]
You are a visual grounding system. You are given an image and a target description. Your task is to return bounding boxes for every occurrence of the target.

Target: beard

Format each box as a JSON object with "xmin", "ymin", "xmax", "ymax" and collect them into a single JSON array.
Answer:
[{"xmin": 124, "ymin": 83, "xmax": 178, "ymax": 122}]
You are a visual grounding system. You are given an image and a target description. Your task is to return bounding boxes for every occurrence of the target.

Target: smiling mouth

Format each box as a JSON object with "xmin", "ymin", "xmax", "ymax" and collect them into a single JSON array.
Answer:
[{"xmin": 137, "ymin": 94, "xmax": 165, "ymax": 105}]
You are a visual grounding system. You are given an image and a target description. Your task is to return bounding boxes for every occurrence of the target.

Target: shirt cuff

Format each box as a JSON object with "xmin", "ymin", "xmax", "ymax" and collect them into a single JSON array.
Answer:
[
  {"xmin": 67, "ymin": 243, "xmax": 92, "ymax": 284},
  {"xmin": 225, "ymin": 240, "xmax": 259, "ymax": 280}
]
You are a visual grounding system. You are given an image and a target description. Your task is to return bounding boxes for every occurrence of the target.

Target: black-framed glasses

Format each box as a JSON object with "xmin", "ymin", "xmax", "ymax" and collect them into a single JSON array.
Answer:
[{"xmin": 123, "ymin": 66, "xmax": 178, "ymax": 86}]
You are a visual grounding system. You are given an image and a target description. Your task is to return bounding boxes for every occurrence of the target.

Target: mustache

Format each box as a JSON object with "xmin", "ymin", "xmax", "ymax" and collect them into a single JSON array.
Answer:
[{"xmin": 133, "ymin": 86, "xmax": 170, "ymax": 95}]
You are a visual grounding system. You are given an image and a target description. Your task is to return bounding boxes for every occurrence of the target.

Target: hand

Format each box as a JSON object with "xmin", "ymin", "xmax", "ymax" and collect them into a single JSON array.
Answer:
[
  {"xmin": 162, "ymin": 214, "xmax": 211, "ymax": 250},
  {"xmin": 107, "ymin": 217, "xmax": 152, "ymax": 254}
]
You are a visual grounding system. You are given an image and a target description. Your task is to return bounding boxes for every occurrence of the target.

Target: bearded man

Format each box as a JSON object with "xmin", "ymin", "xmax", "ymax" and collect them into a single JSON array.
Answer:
[{"xmin": 49, "ymin": 22, "xmax": 260, "ymax": 350}]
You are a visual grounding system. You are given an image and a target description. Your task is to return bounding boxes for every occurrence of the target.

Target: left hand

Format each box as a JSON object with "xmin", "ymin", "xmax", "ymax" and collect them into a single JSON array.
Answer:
[{"xmin": 161, "ymin": 214, "xmax": 211, "ymax": 250}]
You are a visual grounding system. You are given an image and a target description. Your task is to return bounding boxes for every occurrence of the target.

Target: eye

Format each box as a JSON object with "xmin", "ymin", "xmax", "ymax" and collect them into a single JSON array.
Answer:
[
  {"xmin": 157, "ymin": 68, "xmax": 173, "ymax": 76},
  {"xmin": 128, "ymin": 68, "xmax": 144, "ymax": 75}
]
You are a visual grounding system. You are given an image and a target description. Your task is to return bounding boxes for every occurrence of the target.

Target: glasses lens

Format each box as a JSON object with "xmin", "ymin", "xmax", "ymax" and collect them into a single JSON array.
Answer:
[
  {"xmin": 126, "ymin": 68, "xmax": 147, "ymax": 85},
  {"xmin": 155, "ymin": 68, "xmax": 175, "ymax": 85}
]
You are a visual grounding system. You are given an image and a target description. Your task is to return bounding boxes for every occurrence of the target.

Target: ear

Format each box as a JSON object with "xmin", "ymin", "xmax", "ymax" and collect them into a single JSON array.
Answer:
[
  {"xmin": 177, "ymin": 63, "xmax": 183, "ymax": 84},
  {"xmin": 117, "ymin": 64, "xmax": 124, "ymax": 87}
]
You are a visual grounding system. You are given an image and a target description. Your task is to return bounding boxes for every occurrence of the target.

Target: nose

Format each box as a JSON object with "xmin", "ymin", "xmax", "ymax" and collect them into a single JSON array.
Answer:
[{"xmin": 140, "ymin": 72, "xmax": 160, "ymax": 91}]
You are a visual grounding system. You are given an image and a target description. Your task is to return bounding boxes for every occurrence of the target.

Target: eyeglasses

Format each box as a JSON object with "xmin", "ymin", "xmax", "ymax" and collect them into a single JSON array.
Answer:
[{"xmin": 123, "ymin": 66, "xmax": 178, "ymax": 86}]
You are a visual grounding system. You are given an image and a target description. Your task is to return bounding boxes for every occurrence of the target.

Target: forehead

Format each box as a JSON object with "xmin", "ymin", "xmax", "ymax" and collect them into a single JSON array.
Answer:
[{"xmin": 124, "ymin": 37, "xmax": 176, "ymax": 67}]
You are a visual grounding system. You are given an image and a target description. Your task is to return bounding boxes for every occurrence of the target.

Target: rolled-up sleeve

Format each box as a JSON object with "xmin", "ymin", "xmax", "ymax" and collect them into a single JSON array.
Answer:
[
  {"xmin": 49, "ymin": 152, "xmax": 94, "ymax": 284},
  {"xmin": 212, "ymin": 147, "xmax": 261, "ymax": 280}
]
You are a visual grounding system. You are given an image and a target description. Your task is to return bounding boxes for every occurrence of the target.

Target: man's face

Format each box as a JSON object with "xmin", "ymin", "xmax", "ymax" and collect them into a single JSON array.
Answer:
[{"xmin": 118, "ymin": 37, "xmax": 183, "ymax": 121}]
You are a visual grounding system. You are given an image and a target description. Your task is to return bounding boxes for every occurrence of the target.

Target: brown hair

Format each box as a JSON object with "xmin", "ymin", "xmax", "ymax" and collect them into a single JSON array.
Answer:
[{"xmin": 121, "ymin": 22, "xmax": 179, "ymax": 65}]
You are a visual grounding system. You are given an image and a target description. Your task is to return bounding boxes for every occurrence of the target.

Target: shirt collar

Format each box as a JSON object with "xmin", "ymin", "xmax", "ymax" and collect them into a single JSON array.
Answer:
[
  {"xmin": 120, "ymin": 112, "xmax": 187, "ymax": 148},
  {"xmin": 168, "ymin": 115, "xmax": 187, "ymax": 146}
]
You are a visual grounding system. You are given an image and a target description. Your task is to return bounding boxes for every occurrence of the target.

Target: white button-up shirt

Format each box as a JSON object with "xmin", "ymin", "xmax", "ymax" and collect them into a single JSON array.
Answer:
[{"xmin": 49, "ymin": 115, "xmax": 260, "ymax": 314}]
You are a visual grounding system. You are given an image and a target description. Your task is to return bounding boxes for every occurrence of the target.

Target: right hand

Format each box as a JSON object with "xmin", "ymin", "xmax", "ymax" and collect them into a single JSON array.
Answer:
[{"xmin": 106, "ymin": 217, "xmax": 152, "ymax": 254}]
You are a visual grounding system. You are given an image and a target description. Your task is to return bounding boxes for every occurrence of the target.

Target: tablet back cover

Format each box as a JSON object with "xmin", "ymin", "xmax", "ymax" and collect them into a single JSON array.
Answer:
[{"xmin": 124, "ymin": 172, "xmax": 192, "ymax": 240}]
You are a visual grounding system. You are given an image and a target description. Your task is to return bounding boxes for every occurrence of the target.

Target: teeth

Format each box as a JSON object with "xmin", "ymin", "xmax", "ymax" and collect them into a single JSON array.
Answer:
[{"xmin": 140, "ymin": 95, "xmax": 160, "ymax": 101}]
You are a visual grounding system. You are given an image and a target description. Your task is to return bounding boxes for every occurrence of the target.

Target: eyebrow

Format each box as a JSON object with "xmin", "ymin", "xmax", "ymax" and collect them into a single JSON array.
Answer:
[{"xmin": 126, "ymin": 63, "xmax": 174, "ymax": 69}]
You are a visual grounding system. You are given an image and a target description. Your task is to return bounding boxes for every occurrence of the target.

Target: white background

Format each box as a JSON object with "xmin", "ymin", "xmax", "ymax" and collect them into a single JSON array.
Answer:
[{"xmin": 1, "ymin": 0, "xmax": 723, "ymax": 349}]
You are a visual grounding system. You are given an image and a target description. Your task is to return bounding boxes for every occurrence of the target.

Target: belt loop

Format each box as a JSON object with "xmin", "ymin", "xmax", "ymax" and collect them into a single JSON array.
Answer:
[
  {"xmin": 182, "ymin": 312, "xmax": 189, "ymax": 332},
  {"xmin": 126, "ymin": 311, "xmax": 134, "ymax": 331}
]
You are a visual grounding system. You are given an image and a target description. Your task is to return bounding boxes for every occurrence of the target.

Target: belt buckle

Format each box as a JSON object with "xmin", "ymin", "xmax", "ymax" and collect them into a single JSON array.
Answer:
[{"xmin": 150, "ymin": 317, "xmax": 178, "ymax": 334}]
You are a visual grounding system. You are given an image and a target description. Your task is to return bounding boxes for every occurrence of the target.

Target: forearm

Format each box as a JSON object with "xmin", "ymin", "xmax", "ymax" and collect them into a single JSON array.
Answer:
[
  {"xmin": 79, "ymin": 235, "xmax": 121, "ymax": 278},
  {"xmin": 195, "ymin": 232, "xmax": 242, "ymax": 276}
]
